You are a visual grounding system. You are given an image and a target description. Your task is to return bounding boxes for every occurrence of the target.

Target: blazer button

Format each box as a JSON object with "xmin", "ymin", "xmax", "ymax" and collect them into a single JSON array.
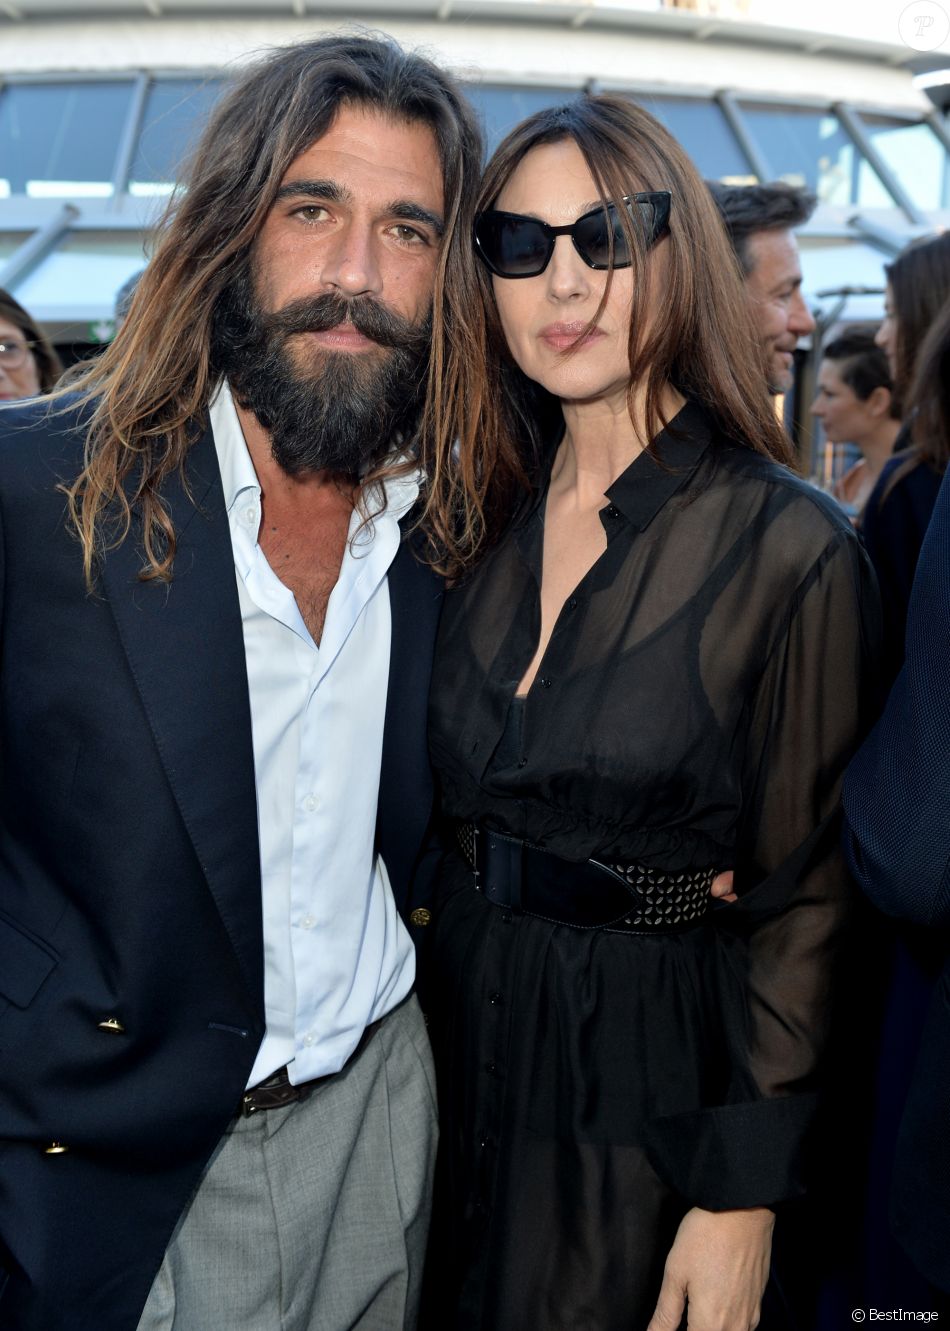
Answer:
[
  {"xmin": 409, "ymin": 908, "xmax": 432, "ymax": 927},
  {"xmin": 97, "ymin": 1017, "xmax": 126, "ymax": 1034},
  {"xmin": 44, "ymin": 1142, "xmax": 69, "ymax": 1155}
]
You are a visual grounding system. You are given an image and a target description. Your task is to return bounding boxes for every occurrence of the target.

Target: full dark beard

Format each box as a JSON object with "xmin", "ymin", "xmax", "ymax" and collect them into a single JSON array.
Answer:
[{"xmin": 210, "ymin": 267, "xmax": 432, "ymax": 476}]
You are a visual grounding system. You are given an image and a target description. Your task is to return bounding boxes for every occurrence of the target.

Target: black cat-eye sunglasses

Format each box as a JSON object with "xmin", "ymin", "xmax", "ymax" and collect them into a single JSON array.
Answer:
[{"xmin": 473, "ymin": 191, "xmax": 672, "ymax": 279}]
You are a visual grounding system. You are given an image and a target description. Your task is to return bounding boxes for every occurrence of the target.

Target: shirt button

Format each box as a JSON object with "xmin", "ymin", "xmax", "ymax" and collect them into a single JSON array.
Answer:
[
  {"xmin": 303, "ymin": 794, "xmax": 318, "ymax": 813},
  {"xmin": 243, "ymin": 505, "xmax": 258, "ymax": 527},
  {"xmin": 517, "ymin": 757, "xmax": 527, "ymax": 768},
  {"xmin": 489, "ymin": 992, "xmax": 504, "ymax": 1006},
  {"xmin": 302, "ymin": 1032, "xmax": 315, "ymax": 1048},
  {"xmin": 300, "ymin": 914, "xmax": 316, "ymax": 930},
  {"xmin": 568, "ymin": 596, "xmax": 578, "ymax": 610},
  {"xmin": 605, "ymin": 504, "xmax": 620, "ymax": 519},
  {"xmin": 539, "ymin": 677, "xmax": 552, "ymax": 689}
]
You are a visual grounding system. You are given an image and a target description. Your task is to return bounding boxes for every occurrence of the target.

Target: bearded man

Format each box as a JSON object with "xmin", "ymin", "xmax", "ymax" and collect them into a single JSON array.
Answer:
[{"xmin": 0, "ymin": 34, "xmax": 481, "ymax": 1331}]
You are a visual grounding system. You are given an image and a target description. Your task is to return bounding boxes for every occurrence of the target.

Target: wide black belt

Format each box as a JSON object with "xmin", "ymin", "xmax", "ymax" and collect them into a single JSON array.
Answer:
[{"xmin": 455, "ymin": 822, "xmax": 713, "ymax": 934}]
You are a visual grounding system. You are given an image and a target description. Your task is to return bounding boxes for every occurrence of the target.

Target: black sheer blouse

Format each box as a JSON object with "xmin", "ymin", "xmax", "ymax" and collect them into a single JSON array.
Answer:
[{"xmin": 427, "ymin": 403, "xmax": 880, "ymax": 1313}]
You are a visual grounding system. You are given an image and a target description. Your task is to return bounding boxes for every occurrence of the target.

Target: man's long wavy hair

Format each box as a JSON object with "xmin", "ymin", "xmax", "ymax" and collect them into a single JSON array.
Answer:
[
  {"xmin": 61, "ymin": 33, "xmax": 484, "ymax": 586},
  {"xmin": 446, "ymin": 95, "xmax": 794, "ymax": 558}
]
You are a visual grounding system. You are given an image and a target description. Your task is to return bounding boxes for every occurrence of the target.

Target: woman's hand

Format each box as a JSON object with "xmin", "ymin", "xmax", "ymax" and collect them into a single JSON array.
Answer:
[
  {"xmin": 710, "ymin": 870, "xmax": 737, "ymax": 903},
  {"xmin": 645, "ymin": 1206, "xmax": 775, "ymax": 1331}
]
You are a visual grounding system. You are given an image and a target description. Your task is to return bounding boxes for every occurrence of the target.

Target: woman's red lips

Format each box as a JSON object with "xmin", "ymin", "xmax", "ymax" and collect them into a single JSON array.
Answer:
[{"xmin": 539, "ymin": 322, "xmax": 604, "ymax": 350}]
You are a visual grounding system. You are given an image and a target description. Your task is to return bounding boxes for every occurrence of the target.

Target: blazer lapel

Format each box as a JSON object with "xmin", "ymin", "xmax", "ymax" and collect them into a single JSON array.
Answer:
[
  {"xmin": 379, "ymin": 524, "xmax": 443, "ymax": 909},
  {"xmin": 100, "ymin": 425, "xmax": 263, "ymax": 1007}
]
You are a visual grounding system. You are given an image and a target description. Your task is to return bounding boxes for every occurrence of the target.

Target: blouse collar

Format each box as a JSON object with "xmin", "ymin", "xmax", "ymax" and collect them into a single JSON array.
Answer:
[{"xmin": 604, "ymin": 398, "xmax": 714, "ymax": 533}]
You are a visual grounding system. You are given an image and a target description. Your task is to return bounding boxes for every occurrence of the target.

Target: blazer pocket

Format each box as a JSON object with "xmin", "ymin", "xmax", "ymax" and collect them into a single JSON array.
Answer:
[{"xmin": 0, "ymin": 911, "xmax": 59, "ymax": 1009}]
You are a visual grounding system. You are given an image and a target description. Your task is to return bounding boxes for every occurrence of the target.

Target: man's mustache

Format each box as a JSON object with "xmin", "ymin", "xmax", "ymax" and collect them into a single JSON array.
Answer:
[{"xmin": 260, "ymin": 291, "xmax": 430, "ymax": 353}]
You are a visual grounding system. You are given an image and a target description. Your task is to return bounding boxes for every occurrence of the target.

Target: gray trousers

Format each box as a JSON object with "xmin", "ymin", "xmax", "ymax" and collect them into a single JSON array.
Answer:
[{"xmin": 137, "ymin": 995, "xmax": 437, "ymax": 1331}]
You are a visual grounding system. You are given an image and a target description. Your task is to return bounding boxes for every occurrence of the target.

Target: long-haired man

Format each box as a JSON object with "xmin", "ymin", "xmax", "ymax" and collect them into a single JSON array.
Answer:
[{"xmin": 0, "ymin": 34, "xmax": 481, "ymax": 1331}]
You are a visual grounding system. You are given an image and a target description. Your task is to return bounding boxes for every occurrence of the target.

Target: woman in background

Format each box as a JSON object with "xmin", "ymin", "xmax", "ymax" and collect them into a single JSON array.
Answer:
[
  {"xmin": 869, "ymin": 235, "xmax": 950, "ymax": 687},
  {"xmin": 422, "ymin": 96, "xmax": 878, "ymax": 1331},
  {"xmin": 811, "ymin": 328, "xmax": 900, "ymax": 524},
  {"xmin": 0, "ymin": 289, "xmax": 62, "ymax": 401},
  {"xmin": 844, "ymin": 298, "xmax": 950, "ymax": 1314}
]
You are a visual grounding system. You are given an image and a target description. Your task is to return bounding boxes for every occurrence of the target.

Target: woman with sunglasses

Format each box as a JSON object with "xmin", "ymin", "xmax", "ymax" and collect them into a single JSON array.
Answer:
[{"xmin": 420, "ymin": 96, "xmax": 878, "ymax": 1331}]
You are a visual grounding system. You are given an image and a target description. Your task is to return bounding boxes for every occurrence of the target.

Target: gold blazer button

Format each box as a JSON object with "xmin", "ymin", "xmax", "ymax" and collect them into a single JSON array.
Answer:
[
  {"xmin": 44, "ymin": 1142, "xmax": 69, "ymax": 1155},
  {"xmin": 97, "ymin": 1017, "xmax": 126, "ymax": 1034},
  {"xmin": 409, "ymin": 908, "xmax": 431, "ymax": 927}
]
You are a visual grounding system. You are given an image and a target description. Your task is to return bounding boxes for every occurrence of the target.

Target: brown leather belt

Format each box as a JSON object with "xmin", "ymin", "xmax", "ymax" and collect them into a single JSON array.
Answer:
[
  {"xmin": 239, "ymin": 1017, "xmax": 382, "ymax": 1117},
  {"xmin": 455, "ymin": 821, "xmax": 714, "ymax": 934}
]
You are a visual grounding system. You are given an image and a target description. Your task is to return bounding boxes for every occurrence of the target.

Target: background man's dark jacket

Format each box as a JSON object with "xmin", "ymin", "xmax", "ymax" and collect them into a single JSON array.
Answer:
[
  {"xmin": 844, "ymin": 464, "xmax": 950, "ymax": 1296},
  {"xmin": 0, "ymin": 399, "xmax": 442, "ymax": 1330}
]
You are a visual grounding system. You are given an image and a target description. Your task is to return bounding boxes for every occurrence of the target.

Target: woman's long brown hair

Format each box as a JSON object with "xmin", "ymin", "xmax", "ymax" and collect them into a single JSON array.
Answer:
[
  {"xmin": 908, "ymin": 292, "xmax": 950, "ymax": 474},
  {"xmin": 58, "ymin": 34, "xmax": 483, "ymax": 587},
  {"xmin": 886, "ymin": 231, "xmax": 950, "ymax": 426},
  {"xmin": 420, "ymin": 94, "xmax": 795, "ymax": 576}
]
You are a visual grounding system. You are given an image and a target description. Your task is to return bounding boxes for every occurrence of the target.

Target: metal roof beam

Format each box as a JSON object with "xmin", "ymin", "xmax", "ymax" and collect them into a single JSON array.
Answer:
[
  {"xmin": 111, "ymin": 72, "xmax": 150, "ymax": 208},
  {"xmin": 0, "ymin": 203, "xmax": 79, "ymax": 289},
  {"xmin": 715, "ymin": 91, "xmax": 771, "ymax": 183},
  {"xmin": 834, "ymin": 100, "xmax": 927, "ymax": 226},
  {"xmin": 848, "ymin": 212, "xmax": 914, "ymax": 258},
  {"xmin": 924, "ymin": 107, "xmax": 950, "ymax": 155}
]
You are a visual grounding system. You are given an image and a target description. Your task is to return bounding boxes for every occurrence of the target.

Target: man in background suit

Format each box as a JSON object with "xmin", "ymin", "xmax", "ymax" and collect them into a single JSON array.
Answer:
[
  {"xmin": 708, "ymin": 181, "xmax": 817, "ymax": 396},
  {"xmin": 0, "ymin": 34, "xmax": 480, "ymax": 1331}
]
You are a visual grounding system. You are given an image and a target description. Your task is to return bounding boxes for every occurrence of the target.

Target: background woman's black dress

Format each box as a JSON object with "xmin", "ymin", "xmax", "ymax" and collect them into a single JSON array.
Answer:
[{"xmin": 424, "ymin": 403, "xmax": 879, "ymax": 1331}]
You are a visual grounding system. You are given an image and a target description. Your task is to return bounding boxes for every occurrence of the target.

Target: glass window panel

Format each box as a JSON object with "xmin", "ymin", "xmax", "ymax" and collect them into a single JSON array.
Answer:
[
  {"xmin": 12, "ymin": 232, "xmax": 148, "ymax": 325},
  {"xmin": 859, "ymin": 114, "xmax": 950, "ymax": 211},
  {"xmin": 462, "ymin": 85, "xmax": 578, "ymax": 157},
  {"xmin": 129, "ymin": 78, "xmax": 225, "ymax": 194},
  {"xmin": 0, "ymin": 81, "xmax": 135, "ymax": 197},
  {"xmin": 632, "ymin": 95, "xmax": 753, "ymax": 182},
  {"xmin": 740, "ymin": 103, "xmax": 893, "ymax": 207}
]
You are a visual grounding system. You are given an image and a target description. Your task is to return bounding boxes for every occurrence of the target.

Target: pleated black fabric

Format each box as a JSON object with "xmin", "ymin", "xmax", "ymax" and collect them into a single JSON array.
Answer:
[{"xmin": 424, "ymin": 402, "xmax": 881, "ymax": 1331}]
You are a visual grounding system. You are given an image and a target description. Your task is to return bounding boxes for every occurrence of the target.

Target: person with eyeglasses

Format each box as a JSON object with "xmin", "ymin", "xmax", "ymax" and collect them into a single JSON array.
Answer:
[
  {"xmin": 420, "ymin": 96, "xmax": 879, "ymax": 1331},
  {"xmin": 0, "ymin": 289, "xmax": 62, "ymax": 400}
]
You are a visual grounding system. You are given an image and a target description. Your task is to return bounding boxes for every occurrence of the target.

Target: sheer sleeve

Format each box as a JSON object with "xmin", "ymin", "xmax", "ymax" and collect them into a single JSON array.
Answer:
[{"xmin": 644, "ymin": 528, "xmax": 881, "ymax": 1210}]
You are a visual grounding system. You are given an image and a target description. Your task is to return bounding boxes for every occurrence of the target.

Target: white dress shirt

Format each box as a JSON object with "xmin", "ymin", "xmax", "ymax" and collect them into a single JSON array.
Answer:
[{"xmin": 208, "ymin": 383, "xmax": 418, "ymax": 1088}]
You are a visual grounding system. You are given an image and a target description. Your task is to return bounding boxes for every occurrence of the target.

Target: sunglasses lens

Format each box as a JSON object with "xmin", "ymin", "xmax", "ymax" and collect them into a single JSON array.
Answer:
[
  {"xmin": 476, "ymin": 214, "xmax": 550, "ymax": 277},
  {"xmin": 574, "ymin": 198, "xmax": 665, "ymax": 267},
  {"xmin": 574, "ymin": 204, "xmax": 630, "ymax": 268}
]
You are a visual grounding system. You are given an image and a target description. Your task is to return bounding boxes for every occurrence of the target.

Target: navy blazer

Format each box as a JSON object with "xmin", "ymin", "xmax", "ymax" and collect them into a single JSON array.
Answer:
[
  {"xmin": 843, "ymin": 464, "xmax": 950, "ymax": 1295},
  {"xmin": 0, "ymin": 400, "xmax": 442, "ymax": 1330}
]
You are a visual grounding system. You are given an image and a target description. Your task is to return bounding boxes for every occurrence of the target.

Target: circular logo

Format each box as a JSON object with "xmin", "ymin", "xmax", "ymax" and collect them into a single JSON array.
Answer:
[
  {"xmin": 899, "ymin": 0, "xmax": 950, "ymax": 50},
  {"xmin": 852, "ymin": 1312, "xmax": 866, "ymax": 1324}
]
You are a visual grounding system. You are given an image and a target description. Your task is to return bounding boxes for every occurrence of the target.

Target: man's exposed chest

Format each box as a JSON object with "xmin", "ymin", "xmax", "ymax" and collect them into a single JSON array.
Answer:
[{"xmin": 257, "ymin": 494, "xmax": 352, "ymax": 645}]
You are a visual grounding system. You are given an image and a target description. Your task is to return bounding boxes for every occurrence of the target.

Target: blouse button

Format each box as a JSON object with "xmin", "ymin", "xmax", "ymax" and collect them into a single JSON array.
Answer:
[
  {"xmin": 539, "ymin": 677, "xmax": 552, "ymax": 689},
  {"xmin": 517, "ymin": 757, "xmax": 527, "ymax": 768},
  {"xmin": 568, "ymin": 597, "xmax": 578, "ymax": 610},
  {"xmin": 604, "ymin": 504, "xmax": 620, "ymax": 519},
  {"xmin": 489, "ymin": 991, "xmax": 504, "ymax": 1006}
]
